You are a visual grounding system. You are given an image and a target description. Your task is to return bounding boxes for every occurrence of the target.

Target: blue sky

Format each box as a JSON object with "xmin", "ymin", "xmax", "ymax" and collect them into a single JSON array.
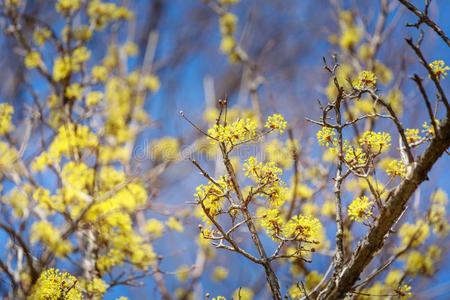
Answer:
[{"xmin": 1, "ymin": 0, "xmax": 450, "ymax": 299}]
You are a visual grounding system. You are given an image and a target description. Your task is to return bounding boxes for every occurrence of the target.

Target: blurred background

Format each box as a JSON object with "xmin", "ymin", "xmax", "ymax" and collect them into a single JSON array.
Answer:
[{"xmin": 1, "ymin": 0, "xmax": 450, "ymax": 299}]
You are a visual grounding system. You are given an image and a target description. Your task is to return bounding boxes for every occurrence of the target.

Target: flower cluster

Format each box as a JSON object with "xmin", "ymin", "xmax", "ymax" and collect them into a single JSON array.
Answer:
[
  {"xmin": 243, "ymin": 156, "xmax": 287, "ymax": 206},
  {"xmin": 384, "ymin": 159, "xmax": 407, "ymax": 178},
  {"xmin": 348, "ymin": 196, "xmax": 373, "ymax": 222},
  {"xmin": 316, "ymin": 127, "xmax": 336, "ymax": 147},
  {"xmin": 265, "ymin": 114, "xmax": 287, "ymax": 134},
  {"xmin": 358, "ymin": 131, "xmax": 391, "ymax": 152},
  {"xmin": 0, "ymin": 103, "xmax": 14, "ymax": 135},
  {"xmin": 352, "ymin": 70, "xmax": 377, "ymax": 90},
  {"xmin": 264, "ymin": 139, "xmax": 299, "ymax": 169},
  {"xmin": 208, "ymin": 118, "xmax": 258, "ymax": 149},
  {"xmin": 195, "ymin": 176, "xmax": 230, "ymax": 221},
  {"xmin": 283, "ymin": 215, "xmax": 322, "ymax": 242},
  {"xmin": 429, "ymin": 60, "xmax": 450, "ymax": 80},
  {"xmin": 398, "ymin": 220, "xmax": 430, "ymax": 247},
  {"xmin": 150, "ymin": 137, "xmax": 180, "ymax": 161},
  {"xmin": 28, "ymin": 268, "xmax": 81, "ymax": 300},
  {"xmin": 217, "ymin": 2, "xmax": 240, "ymax": 61}
]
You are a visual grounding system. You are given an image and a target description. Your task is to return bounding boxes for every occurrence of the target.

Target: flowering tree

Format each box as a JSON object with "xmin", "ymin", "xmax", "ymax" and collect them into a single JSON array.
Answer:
[{"xmin": 0, "ymin": 0, "xmax": 449, "ymax": 299}]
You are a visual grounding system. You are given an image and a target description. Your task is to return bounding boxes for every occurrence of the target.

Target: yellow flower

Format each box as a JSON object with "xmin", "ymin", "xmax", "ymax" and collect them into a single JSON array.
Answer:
[
  {"xmin": 208, "ymin": 117, "xmax": 257, "ymax": 149},
  {"xmin": 359, "ymin": 131, "xmax": 391, "ymax": 152},
  {"xmin": 219, "ymin": 0, "xmax": 239, "ymax": 4},
  {"xmin": 86, "ymin": 91, "xmax": 104, "ymax": 106},
  {"xmin": 352, "ymin": 70, "xmax": 377, "ymax": 90},
  {"xmin": 405, "ymin": 128, "xmax": 421, "ymax": 144},
  {"xmin": 316, "ymin": 127, "xmax": 336, "ymax": 147},
  {"xmin": 219, "ymin": 13, "xmax": 237, "ymax": 35},
  {"xmin": 144, "ymin": 218, "xmax": 165, "ymax": 238},
  {"xmin": 220, "ymin": 35, "xmax": 236, "ymax": 54},
  {"xmin": 339, "ymin": 25, "xmax": 363, "ymax": 51},
  {"xmin": 212, "ymin": 266, "xmax": 229, "ymax": 282},
  {"xmin": 384, "ymin": 159, "xmax": 406, "ymax": 178},
  {"xmin": 72, "ymin": 46, "xmax": 91, "ymax": 64},
  {"xmin": 288, "ymin": 284, "xmax": 304, "ymax": 299},
  {"xmin": 29, "ymin": 269, "xmax": 81, "ymax": 300},
  {"xmin": 73, "ymin": 25, "xmax": 93, "ymax": 41},
  {"xmin": 33, "ymin": 28, "xmax": 52, "ymax": 46},
  {"xmin": 265, "ymin": 114, "xmax": 287, "ymax": 134},
  {"xmin": 0, "ymin": 142, "xmax": 18, "ymax": 172},
  {"xmin": 232, "ymin": 287, "xmax": 254, "ymax": 300},
  {"xmin": 348, "ymin": 196, "xmax": 372, "ymax": 222},
  {"xmin": 92, "ymin": 65, "xmax": 108, "ymax": 82},
  {"xmin": 81, "ymin": 278, "xmax": 108, "ymax": 298},
  {"xmin": 257, "ymin": 208, "xmax": 284, "ymax": 239},
  {"xmin": 321, "ymin": 199, "xmax": 336, "ymax": 217},
  {"xmin": 30, "ymin": 221, "xmax": 73, "ymax": 257},
  {"xmin": 142, "ymin": 74, "xmax": 161, "ymax": 92},
  {"xmin": 150, "ymin": 137, "xmax": 179, "ymax": 161},
  {"xmin": 123, "ymin": 42, "xmax": 139, "ymax": 56},
  {"xmin": 398, "ymin": 220, "xmax": 429, "ymax": 247},
  {"xmin": 24, "ymin": 51, "xmax": 43, "ymax": 69},
  {"xmin": 166, "ymin": 217, "xmax": 184, "ymax": 232},
  {"xmin": 429, "ymin": 60, "xmax": 450, "ymax": 80},
  {"xmin": 65, "ymin": 83, "xmax": 83, "ymax": 100},
  {"xmin": 385, "ymin": 269, "xmax": 403, "ymax": 288},
  {"xmin": 176, "ymin": 265, "xmax": 190, "ymax": 282},
  {"xmin": 264, "ymin": 139, "xmax": 299, "ymax": 168},
  {"xmin": 56, "ymin": 0, "xmax": 81, "ymax": 14},
  {"xmin": 396, "ymin": 284, "xmax": 413, "ymax": 299},
  {"xmin": 283, "ymin": 214, "xmax": 322, "ymax": 242},
  {"xmin": 53, "ymin": 56, "xmax": 72, "ymax": 81},
  {"xmin": 0, "ymin": 103, "xmax": 14, "ymax": 135}
]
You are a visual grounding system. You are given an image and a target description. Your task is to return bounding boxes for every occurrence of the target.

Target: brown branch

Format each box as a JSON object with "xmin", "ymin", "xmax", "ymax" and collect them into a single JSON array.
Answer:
[
  {"xmin": 317, "ymin": 116, "xmax": 450, "ymax": 299},
  {"xmin": 411, "ymin": 74, "xmax": 439, "ymax": 135},
  {"xmin": 405, "ymin": 38, "xmax": 450, "ymax": 112},
  {"xmin": 398, "ymin": 0, "xmax": 450, "ymax": 48}
]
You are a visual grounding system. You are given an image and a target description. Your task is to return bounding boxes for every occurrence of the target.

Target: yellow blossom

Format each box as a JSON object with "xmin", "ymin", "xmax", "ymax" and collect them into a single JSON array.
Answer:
[
  {"xmin": 24, "ymin": 51, "xmax": 43, "ymax": 69},
  {"xmin": 144, "ymin": 218, "xmax": 165, "ymax": 238},
  {"xmin": 208, "ymin": 117, "xmax": 257, "ymax": 149},
  {"xmin": 257, "ymin": 208, "xmax": 284, "ymax": 239},
  {"xmin": 232, "ymin": 287, "xmax": 254, "ymax": 300},
  {"xmin": 220, "ymin": 13, "xmax": 237, "ymax": 35},
  {"xmin": 33, "ymin": 27, "xmax": 52, "ymax": 46},
  {"xmin": 405, "ymin": 128, "xmax": 421, "ymax": 144},
  {"xmin": 166, "ymin": 217, "xmax": 184, "ymax": 232},
  {"xmin": 0, "ymin": 103, "xmax": 14, "ymax": 135},
  {"xmin": 384, "ymin": 159, "xmax": 407, "ymax": 178},
  {"xmin": 86, "ymin": 91, "xmax": 104, "ymax": 106},
  {"xmin": 31, "ymin": 221, "xmax": 73, "ymax": 257},
  {"xmin": 348, "ymin": 196, "xmax": 372, "ymax": 222},
  {"xmin": 283, "ymin": 214, "xmax": 322, "ymax": 242},
  {"xmin": 142, "ymin": 74, "xmax": 161, "ymax": 92},
  {"xmin": 56, "ymin": 0, "xmax": 81, "ymax": 14},
  {"xmin": 176, "ymin": 265, "xmax": 190, "ymax": 282},
  {"xmin": 53, "ymin": 56, "xmax": 72, "ymax": 81},
  {"xmin": 92, "ymin": 65, "xmax": 108, "ymax": 82},
  {"xmin": 29, "ymin": 269, "xmax": 81, "ymax": 300},
  {"xmin": 265, "ymin": 114, "xmax": 287, "ymax": 134},
  {"xmin": 317, "ymin": 127, "xmax": 336, "ymax": 147},
  {"xmin": 212, "ymin": 266, "xmax": 229, "ymax": 282},
  {"xmin": 429, "ymin": 60, "xmax": 450, "ymax": 80},
  {"xmin": 352, "ymin": 70, "xmax": 377, "ymax": 90},
  {"xmin": 398, "ymin": 220, "xmax": 430, "ymax": 247},
  {"xmin": 65, "ymin": 83, "xmax": 83, "ymax": 100},
  {"xmin": 220, "ymin": 35, "xmax": 236, "ymax": 54},
  {"xmin": 72, "ymin": 46, "xmax": 91, "ymax": 64},
  {"xmin": 358, "ymin": 131, "xmax": 391, "ymax": 152}
]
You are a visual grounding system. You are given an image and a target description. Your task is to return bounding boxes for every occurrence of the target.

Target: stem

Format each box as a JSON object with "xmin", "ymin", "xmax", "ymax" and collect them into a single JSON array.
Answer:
[{"xmin": 220, "ymin": 143, "xmax": 282, "ymax": 300}]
